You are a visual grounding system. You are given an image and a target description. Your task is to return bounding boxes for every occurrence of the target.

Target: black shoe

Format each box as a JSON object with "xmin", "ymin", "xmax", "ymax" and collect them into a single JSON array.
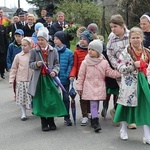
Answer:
[
  {"xmin": 21, "ymin": 117, "xmax": 27, "ymax": 121},
  {"xmin": 47, "ymin": 117, "xmax": 57, "ymax": 130},
  {"xmin": 65, "ymin": 118, "xmax": 72, "ymax": 126},
  {"xmin": 1, "ymin": 74, "xmax": 5, "ymax": 79},
  {"xmin": 41, "ymin": 117, "xmax": 50, "ymax": 132},
  {"xmin": 92, "ymin": 118, "xmax": 102, "ymax": 133},
  {"xmin": 42, "ymin": 126, "xmax": 50, "ymax": 132},
  {"xmin": 90, "ymin": 117, "xmax": 94, "ymax": 128}
]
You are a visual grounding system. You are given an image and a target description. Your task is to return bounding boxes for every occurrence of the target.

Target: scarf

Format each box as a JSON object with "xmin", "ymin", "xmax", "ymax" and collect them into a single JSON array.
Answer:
[
  {"xmin": 85, "ymin": 54, "xmax": 103, "ymax": 66},
  {"xmin": 55, "ymin": 45, "xmax": 66, "ymax": 53}
]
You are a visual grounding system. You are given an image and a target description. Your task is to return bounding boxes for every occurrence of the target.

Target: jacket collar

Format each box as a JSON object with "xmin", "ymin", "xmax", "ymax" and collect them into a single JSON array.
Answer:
[{"xmin": 35, "ymin": 44, "xmax": 54, "ymax": 52}]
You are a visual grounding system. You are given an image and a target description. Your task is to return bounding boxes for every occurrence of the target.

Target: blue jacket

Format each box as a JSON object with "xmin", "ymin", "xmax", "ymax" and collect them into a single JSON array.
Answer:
[
  {"xmin": 32, "ymin": 32, "xmax": 38, "ymax": 44},
  {"xmin": 56, "ymin": 45, "xmax": 73, "ymax": 85},
  {"xmin": 6, "ymin": 41, "xmax": 22, "ymax": 69}
]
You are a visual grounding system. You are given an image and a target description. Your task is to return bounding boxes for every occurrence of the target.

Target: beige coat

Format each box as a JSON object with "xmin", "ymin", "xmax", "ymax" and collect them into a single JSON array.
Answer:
[{"xmin": 9, "ymin": 51, "xmax": 33, "ymax": 83}]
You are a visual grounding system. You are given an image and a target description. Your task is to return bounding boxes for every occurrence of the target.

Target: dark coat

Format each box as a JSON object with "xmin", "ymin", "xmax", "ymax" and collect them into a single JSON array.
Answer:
[
  {"xmin": 43, "ymin": 22, "xmax": 53, "ymax": 32},
  {"xmin": 49, "ymin": 22, "xmax": 73, "ymax": 48},
  {"xmin": 0, "ymin": 25, "xmax": 9, "ymax": 73},
  {"xmin": 143, "ymin": 32, "xmax": 150, "ymax": 49},
  {"xmin": 44, "ymin": 22, "xmax": 54, "ymax": 46},
  {"xmin": 0, "ymin": 25, "xmax": 9, "ymax": 54},
  {"xmin": 23, "ymin": 23, "xmax": 35, "ymax": 37},
  {"xmin": 28, "ymin": 44, "xmax": 60, "ymax": 96},
  {"xmin": 16, "ymin": 21, "xmax": 26, "ymax": 30},
  {"xmin": 36, "ymin": 18, "xmax": 46, "ymax": 24},
  {"xmin": 7, "ymin": 23, "xmax": 18, "ymax": 38},
  {"xmin": 103, "ymin": 44, "xmax": 119, "ymax": 90},
  {"xmin": 7, "ymin": 22, "xmax": 24, "ymax": 42}
]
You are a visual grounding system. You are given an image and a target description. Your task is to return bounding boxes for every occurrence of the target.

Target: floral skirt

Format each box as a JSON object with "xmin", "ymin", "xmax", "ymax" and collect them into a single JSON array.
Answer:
[
  {"xmin": 32, "ymin": 74, "xmax": 67, "ymax": 117},
  {"xmin": 114, "ymin": 72, "xmax": 150, "ymax": 126},
  {"xmin": 16, "ymin": 81, "xmax": 31, "ymax": 109}
]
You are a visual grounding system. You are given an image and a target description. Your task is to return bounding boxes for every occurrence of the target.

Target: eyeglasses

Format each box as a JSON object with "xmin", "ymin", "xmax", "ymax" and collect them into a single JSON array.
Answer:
[{"xmin": 130, "ymin": 37, "xmax": 141, "ymax": 40}]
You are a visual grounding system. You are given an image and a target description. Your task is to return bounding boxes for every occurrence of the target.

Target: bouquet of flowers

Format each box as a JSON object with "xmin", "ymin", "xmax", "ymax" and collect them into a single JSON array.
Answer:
[{"xmin": 63, "ymin": 23, "xmax": 79, "ymax": 37}]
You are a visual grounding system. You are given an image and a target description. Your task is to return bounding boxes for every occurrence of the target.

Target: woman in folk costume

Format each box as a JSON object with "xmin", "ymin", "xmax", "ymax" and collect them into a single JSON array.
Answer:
[
  {"xmin": 114, "ymin": 27, "xmax": 150, "ymax": 144},
  {"xmin": 140, "ymin": 12, "xmax": 150, "ymax": 49},
  {"xmin": 28, "ymin": 27, "xmax": 67, "ymax": 132}
]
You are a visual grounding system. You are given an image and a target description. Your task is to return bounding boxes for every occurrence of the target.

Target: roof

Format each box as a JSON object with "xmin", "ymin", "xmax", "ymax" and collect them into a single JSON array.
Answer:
[{"xmin": 0, "ymin": 6, "xmax": 13, "ymax": 12}]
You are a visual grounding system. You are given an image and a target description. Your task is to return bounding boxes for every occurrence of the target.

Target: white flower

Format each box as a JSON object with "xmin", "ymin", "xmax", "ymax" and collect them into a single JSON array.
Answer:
[{"xmin": 65, "ymin": 24, "xmax": 69, "ymax": 28}]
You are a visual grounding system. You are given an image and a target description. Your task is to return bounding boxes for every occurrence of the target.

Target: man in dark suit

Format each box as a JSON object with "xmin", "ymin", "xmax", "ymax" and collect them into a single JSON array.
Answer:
[
  {"xmin": 8, "ymin": 12, "xmax": 26, "ymax": 42},
  {"xmin": 7, "ymin": 15, "xmax": 19, "ymax": 41},
  {"xmin": 17, "ymin": 11, "xmax": 27, "ymax": 29},
  {"xmin": 49, "ymin": 12, "xmax": 73, "ymax": 48},
  {"xmin": 44, "ymin": 13, "xmax": 54, "ymax": 46},
  {"xmin": 36, "ymin": 8, "xmax": 46, "ymax": 24},
  {"xmin": 44, "ymin": 13, "xmax": 53, "ymax": 32}
]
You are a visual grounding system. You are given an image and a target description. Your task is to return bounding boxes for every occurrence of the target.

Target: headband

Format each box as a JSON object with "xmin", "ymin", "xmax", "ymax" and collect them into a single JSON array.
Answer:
[
  {"xmin": 22, "ymin": 37, "xmax": 32, "ymax": 45},
  {"xmin": 141, "ymin": 14, "xmax": 150, "ymax": 22}
]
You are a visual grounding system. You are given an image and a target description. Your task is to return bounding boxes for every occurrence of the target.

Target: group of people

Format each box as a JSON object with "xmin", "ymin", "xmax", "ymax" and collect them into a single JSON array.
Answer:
[{"xmin": 1, "ymin": 6, "xmax": 150, "ymax": 145}]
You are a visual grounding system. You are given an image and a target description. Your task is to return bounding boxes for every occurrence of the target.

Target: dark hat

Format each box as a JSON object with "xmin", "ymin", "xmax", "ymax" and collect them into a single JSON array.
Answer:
[
  {"xmin": 45, "ymin": 13, "xmax": 53, "ymax": 18},
  {"xmin": 14, "ymin": 29, "xmax": 24, "ymax": 35},
  {"xmin": 80, "ymin": 30, "xmax": 93, "ymax": 43},
  {"xmin": 18, "ymin": 11, "xmax": 25, "ymax": 17},
  {"xmin": 87, "ymin": 23, "xmax": 99, "ymax": 33},
  {"xmin": 22, "ymin": 11, "xmax": 28, "ymax": 14},
  {"xmin": 54, "ymin": 31, "xmax": 67, "ymax": 45}
]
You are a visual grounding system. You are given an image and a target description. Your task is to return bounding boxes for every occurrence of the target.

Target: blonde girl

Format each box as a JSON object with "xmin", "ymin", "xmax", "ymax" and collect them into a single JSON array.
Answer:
[
  {"xmin": 114, "ymin": 27, "xmax": 150, "ymax": 144},
  {"xmin": 9, "ymin": 37, "xmax": 33, "ymax": 121}
]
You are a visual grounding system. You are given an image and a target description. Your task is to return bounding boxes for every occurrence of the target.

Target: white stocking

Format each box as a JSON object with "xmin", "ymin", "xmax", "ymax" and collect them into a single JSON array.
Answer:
[
  {"xmin": 143, "ymin": 125, "xmax": 150, "ymax": 139},
  {"xmin": 20, "ymin": 104, "xmax": 26, "ymax": 118},
  {"xmin": 120, "ymin": 121, "xmax": 127, "ymax": 133}
]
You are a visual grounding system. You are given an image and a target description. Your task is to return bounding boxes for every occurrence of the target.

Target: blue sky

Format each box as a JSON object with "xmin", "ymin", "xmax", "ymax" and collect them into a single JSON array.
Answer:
[{"xmin": 0, "ymin": 0, "xmax": 34, "ymax": 11}]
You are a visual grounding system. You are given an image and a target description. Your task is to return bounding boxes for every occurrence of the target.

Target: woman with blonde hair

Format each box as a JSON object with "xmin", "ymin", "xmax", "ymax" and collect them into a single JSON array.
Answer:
[
  {"xmin": 114, "ymin": 27, "xmax": 150, "ymax": 144},
  {"xmin": 23, "ymin": 14, "xmax": 35, "ymax": 37}
]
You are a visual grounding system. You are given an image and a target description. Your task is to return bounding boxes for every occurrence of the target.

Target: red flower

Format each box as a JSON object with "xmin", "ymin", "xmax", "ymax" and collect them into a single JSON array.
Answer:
[
  {"xmin": 117, "ymin": 59, "xmax": 122, "ymax": 63},
  {"xmin": 138, "ymin": 61, "xmax": 148, "ymax": 76}
]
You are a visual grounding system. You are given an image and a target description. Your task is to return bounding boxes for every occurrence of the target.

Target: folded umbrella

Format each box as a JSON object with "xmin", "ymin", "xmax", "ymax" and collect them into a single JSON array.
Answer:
[
  {"xmin": 69, "ymin": 80, "xmax": 77, "ymax": 125},
  {"xmin": 102, "ymin": 101, "xmax": 108, "ymax": 120}
]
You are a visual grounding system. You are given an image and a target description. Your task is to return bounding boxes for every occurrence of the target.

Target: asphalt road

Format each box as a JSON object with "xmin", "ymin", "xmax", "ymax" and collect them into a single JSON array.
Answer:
[{"xmin": 0, "ymin": 72, "xmax": 150, "ymax": 150}]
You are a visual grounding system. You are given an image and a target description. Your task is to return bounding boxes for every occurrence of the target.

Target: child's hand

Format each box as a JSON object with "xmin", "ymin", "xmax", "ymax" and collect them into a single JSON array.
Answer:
[
  {"xmin": 50, "ymin": 71, "xmax": 56, "ymax": 77},
  {"xmin": 69, "ymin": 77, "xmax": 74, "ymax": 81},
  {"xmin": 36, "ymin": 61, "xmax": 43, "ymax": 67},
  {"xmin": 134, "ymin": 61, "xmax": 140, "ymax": 68},
  {"xmin": 77, "ymin": 90, "xmax": 82, "ymax": 95},
  {"xmin": 148, "ymin": 78, "xmax": 150, "ymax": 84}
]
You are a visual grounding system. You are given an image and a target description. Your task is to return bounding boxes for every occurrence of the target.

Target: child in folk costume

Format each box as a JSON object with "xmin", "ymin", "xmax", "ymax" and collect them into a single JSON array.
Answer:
[
  {"xmin": 9, "ymin": 37, "xmax": 33, "ymax": 121},
  {"xmin": 114, "ymin": 27, "xmax": 150, "ymax": 144},
  {"xmin": 28, "ymin": 27, "xmax": 67, "ymax": 132},
  {"xmin": 76, "ymin": 40, "xmax": 121, "ymax": 132}
]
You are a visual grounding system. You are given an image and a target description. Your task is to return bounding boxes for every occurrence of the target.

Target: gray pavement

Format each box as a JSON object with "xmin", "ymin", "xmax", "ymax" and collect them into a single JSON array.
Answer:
[{"xmin": 0, "ymin": 72, "xmax": 150, "ymax": 150}]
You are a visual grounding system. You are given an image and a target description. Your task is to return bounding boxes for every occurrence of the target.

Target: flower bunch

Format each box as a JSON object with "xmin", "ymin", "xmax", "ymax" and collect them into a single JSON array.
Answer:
[{"xmin": 63, "ymin": 23, "xmax": 79, "ymax": 37}]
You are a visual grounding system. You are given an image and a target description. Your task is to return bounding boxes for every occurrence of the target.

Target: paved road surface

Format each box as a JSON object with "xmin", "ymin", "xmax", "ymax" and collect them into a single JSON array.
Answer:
[{"xmin": 0, "ymin": 72, "xmax": 149, "ymax": 150}]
